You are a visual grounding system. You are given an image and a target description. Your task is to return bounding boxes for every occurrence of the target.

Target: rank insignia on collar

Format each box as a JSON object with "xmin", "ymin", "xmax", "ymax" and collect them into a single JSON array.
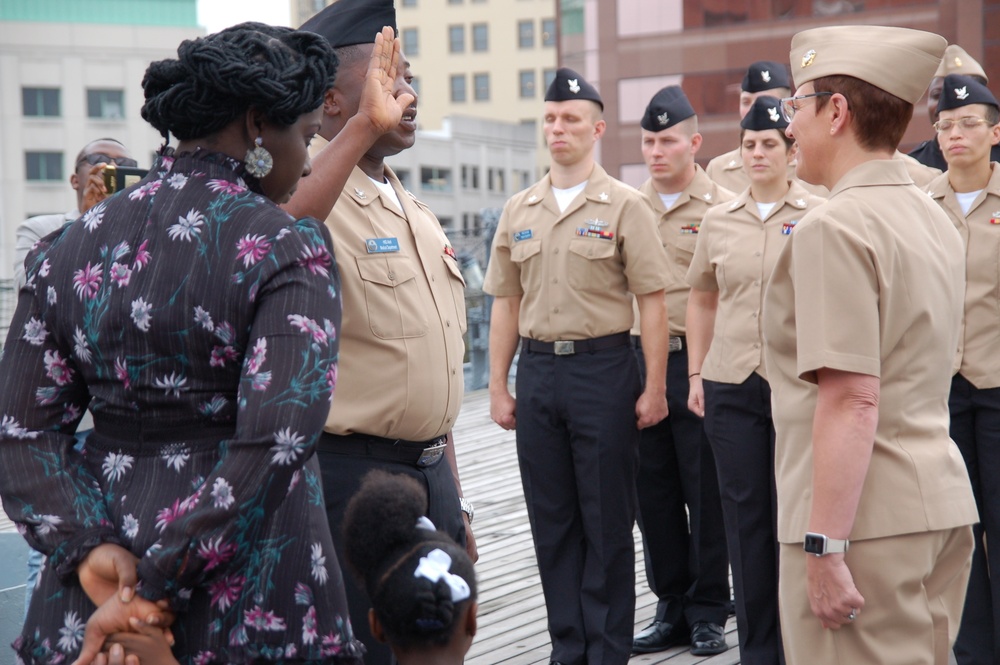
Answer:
[
  {"xmin": 568, "ymin": 78, "xmax": 581, "ymax": 94},
  {"xmin": 703, "ymin": 193, "xmax": 712, "ymax": 201},
  {"xmin": 599, "ymin": 192, "xmax": 609, "ymax": 201},
  {"xmin": 528, "ymin": 194, "xmax": 538, "ymax": 203},
  {"xmin": 728, "ymin": 160, "xmax": 738, "ymax": 168},
  {"xmin": 354, "ymin": 187, "xmax": 367, "ymax": 199},
  {"xmin": 795, "ymin": 198, "xmax": 806, "ymax": 207}
]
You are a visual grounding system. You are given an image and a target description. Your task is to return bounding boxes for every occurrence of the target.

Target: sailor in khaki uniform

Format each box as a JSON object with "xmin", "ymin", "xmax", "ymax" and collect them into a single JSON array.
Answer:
[
  {"xmin": 925, "ymin": 74, "xmax": 1000, "ymax": 665},
  {"xmin": 292, "ymin": 4, "xmax": 475, "ymax": 664},
  {"xmin": 686, "ymin": 96, "xmax": 824, "ymax": 665},
  {"xmin": 629, "ymin": 86, "xmax": 732, "ymax": 658},
  {"xmin": 485, "ymin": 68, "xmax": 670, "ymax": 665},
  {"xmin": 763, "ymin": 26, "xmax": 977, "ymax": 664}
]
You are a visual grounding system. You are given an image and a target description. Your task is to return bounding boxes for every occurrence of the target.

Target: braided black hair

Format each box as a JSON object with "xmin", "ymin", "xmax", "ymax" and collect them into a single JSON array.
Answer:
[
  {"xmin": 343, "ymin": 470, "xmax": 477, "ymax": 651},
  {"xmin": 141, "ymin": 22, "xmax": 338, "ymax": 141}
]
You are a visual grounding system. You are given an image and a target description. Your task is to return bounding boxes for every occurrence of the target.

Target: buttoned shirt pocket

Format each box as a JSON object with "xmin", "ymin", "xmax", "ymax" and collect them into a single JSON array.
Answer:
[
  {"xmin": 442, "ymin": 255, "xmax": 469, "ymax": 334},
  {"xmin": 356, "ymin": 255, "xmax": 429, "ymax": 339},
  {"xmin": 671, "ymin": 234, "xmax": 698, "ymax": 268},
  {"xmin": 567, "ymin": 237, "xmax": 618, "ymax": 291},
  {"xmin": 510, "ymin": 238, "xmax": 543, "ymax": 292}
]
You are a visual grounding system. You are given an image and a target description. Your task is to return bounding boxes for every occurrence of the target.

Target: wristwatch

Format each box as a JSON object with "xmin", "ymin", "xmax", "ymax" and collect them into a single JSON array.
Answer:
[
  {"xmin": 803, "ymin": 532, "xmax": 849, "ymax": 556},
  {"xmin": 459, "ymin": 497, "xmax": 475, "ymax": 525}
]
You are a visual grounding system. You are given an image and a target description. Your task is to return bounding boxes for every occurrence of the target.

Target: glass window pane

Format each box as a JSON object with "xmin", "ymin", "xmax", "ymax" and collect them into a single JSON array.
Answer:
[
  {"xmin": 420, "ymin": 166, "xmax": 452, "ymax": 193},
  {"xmin": 22, "ymin": 87, "xmax": 60, "ymax": 117},
  {"xmin": 472, "ymin": 23, "xmax": 488, "ymax": 51},
  {"xmin": 450, "ymin": 74, "xmax": 466, "ymax": 103},
  {"xmin": 449, "ymin": 25, "xmax": 464, "ymax": 53},
  {"xmin": 474, "ymin": 73, "xmax": 490, "ymax": 101},
  {"xmin": 542, "ymin": 18, "xmax": 556, "ymax": 47},
  {"xmin": 519, "ymin": 70, "xmax": 536, "ymax": 98},
  {"xmin": 544, "ymin": 68, "xmax": 557, "ymax": 91},
  {"xmin": 87, "ymin": 89, "xmax": 125, "ymax": 120},
  {"xmin": 518, "ymin": 20, "xmax": 534, "ymax": 49},
  {"xmin": 402, "ymin": 28, "xmax": 419, "ymax": 56},
  {"xmin": 25, "ymin": 151, "xmax": 64, "ymax": 181}
]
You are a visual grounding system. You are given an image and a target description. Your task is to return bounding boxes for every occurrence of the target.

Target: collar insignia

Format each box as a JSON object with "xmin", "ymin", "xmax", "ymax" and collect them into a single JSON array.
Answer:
[
  {"xmin": 354, "ymin": 187, "xmax": 367, "ymax": 199},
  {"xmin": 795, "ymin": 198, "xmax": 806, "ymax": 207},
  {"xmin": 599, "ymin": 192, "xmax": 609, "ymax": 201},
  {"xmin": 703, "ymin": 193, "xmax": 712, "ymax": 201},
  {"xmin": 528, "ymin": 194, "xmax": 538, "ymax": 203}
]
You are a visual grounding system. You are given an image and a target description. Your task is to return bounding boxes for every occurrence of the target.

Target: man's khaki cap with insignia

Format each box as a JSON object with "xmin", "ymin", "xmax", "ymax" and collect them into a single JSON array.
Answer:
[
  {"xmin": 789, "ymin": 25, "xmax": 947, "ymax": 105},
  {"xmin": 934, "ymin": 44, "xmax": 988, "ymax": 83}
]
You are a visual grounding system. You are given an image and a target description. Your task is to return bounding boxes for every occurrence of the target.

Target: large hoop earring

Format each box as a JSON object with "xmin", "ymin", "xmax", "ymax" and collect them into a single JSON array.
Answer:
[{"xmin": 244, "ymin": 136, "xmax": 273, "ymax": 178}]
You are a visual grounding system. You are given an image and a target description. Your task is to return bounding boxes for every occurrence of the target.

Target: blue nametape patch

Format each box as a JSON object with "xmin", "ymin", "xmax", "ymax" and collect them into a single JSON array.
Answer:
[
  {"xmin": 365, "ymin": 237, "xmax": 401, "ymax": 253},
  {"xmin": 513, "ymin": 230, "xmax": 533, "ymax": 242}
]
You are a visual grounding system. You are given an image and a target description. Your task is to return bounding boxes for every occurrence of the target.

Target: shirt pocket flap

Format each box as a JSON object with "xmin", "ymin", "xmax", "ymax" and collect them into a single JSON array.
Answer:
[
  {"xmin": 568, "ymin": 237, "xmax": 616, "ymax": 260},
  {"xmin": 356, "ymin": 256, "xmax": 417, "ymax": 288},
  {"xmin": 510, "ymin": 238, "xmax": 542, "ymax": 263},
  {"xmin": 442, "ymin": 255, "xmax": 467, "ymax": 286}
]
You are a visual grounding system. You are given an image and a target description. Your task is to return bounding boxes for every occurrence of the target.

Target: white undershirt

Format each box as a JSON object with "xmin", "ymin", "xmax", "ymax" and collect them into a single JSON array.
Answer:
[
  {"xmin": 370, "ymin": 176, "xmax": 403, "ymax": 212},
  {"xmin": 552, "ymin": 181, "xmax": 588, "ymax": 213},
  {"xmin": 756, "ymin": 201, "xmax": 778, "ymax": 220},
  {"xmin": 955, "ymin": 189, "xmax": 982, "ymax": 217},
  {"xmin": 658, "ymin": 192, "xmax": 682, "ymax": 211}
]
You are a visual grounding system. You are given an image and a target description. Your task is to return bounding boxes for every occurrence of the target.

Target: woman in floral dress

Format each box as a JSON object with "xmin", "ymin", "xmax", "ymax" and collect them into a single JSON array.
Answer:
[{"xmin": 0, "ymin": 22, "xmax": 410, "ymax": 665}]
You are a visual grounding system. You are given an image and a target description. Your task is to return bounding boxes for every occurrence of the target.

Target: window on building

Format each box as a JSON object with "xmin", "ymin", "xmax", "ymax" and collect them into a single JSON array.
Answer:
[
  {"xmin": 450, "ymin": 74, "xmax": 467, "ymax": 103},
  {"xmin": 25, "ymin": 151, "xmax": 63, "ymax": 181},
  {"xmin": 542, "ymin": 18, "xmax": 557, "ymax": 46},
  {"xmin": 561, "ymin": 0, "xmax": 584, "ymax": 35},
  {"xmin": 521, "ymin": 118, "xmax": 539, "ymax": 145},
  {"xmin": 22, "ymin": 87, "xmax": 60, "ymax": 117},
  {"xmin": 448, "ymin": 0, "xmax": 462, "ymax": 4},
  {"xmin": 438, "ymin": 216, "xmax": 454, "ymax": 231},
  {"xmin": 395, "ymin": 169, "xmax": 411, "ymax": 190},
  {"xmin": 461, "ymin": 164, "xmax": 480, "ymax": 190},
  {"xmin": 449, "ymin": 25, "xmax": 465, "ymax": 53},
  {"xmin": 519, "ymin": 70, "xmax": 536, "ymax": 98},
  {"xmin": 402, "ymin": 0, "xmax": 417, "ymax": 5},
  {"xmin": 410, "ymin": 76, "xmax": 421, "ymax": 97},
  {"xmin": 474, "ymin": 73, "xmax": 490, "ymax": 102},
  {"xmin": 472, "ymin": 23, "xmax": 488, "ymax": 52},
  {"xmin": 462, "ymin": 212, "xmax": 483, "ymax": 237},
  {"xmin": 421, "ymin": 166, "xmax": 453, "ymax": 193},
  {"xmin": 402, "ymin": 27, "xmax": 419, "ymax": 56},
  {"xmin": 488, "ymin": 167, "xmax": 505, "ymax": 193},
  {"xmin": 87, "ymin": 89, "xmax": 125, "ymax": 120},
  {"xmin": 517, "ymin": 20, "xmax": 534, "ymax": 49},
  {"xmin": 517, "ymin": 169, "xmax": 534, "ymax": 190},
  {"xmin": 543, "ymin": 68, "xmax": 557, "ymax": 91}
]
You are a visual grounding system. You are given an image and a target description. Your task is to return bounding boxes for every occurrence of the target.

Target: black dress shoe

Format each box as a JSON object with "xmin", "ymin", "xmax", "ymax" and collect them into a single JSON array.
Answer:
[
  {"xmin": 632, "ymin": 620, "xmax": 690, "ymax": 654},
  {"xmin": 689, "ymin": 621, "xmax": 728, "ymax": 656}
]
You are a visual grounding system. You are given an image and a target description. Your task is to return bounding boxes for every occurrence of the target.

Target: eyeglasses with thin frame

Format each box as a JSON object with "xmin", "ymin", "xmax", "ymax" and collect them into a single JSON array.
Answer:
[
  {"xmin": 75, "ymin": 153, "xmax": 138, "ymax": 168},
  {"xmin": 779, "ymin": 92, "xmax": 834, "ymax": 122},
  {"xmin": 933, "ymin": 116, "xmax": 996, "ymax": 133}
]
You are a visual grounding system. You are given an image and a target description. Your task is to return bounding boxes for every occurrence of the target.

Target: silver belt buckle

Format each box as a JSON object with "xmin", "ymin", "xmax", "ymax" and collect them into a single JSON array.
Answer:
[
  {"xmin": 554, "ymin": 340, "xmax": 575, "ymax": 355},
  {"xmin": 417, "ymin": 441, "xmax": 447, "ymax": 467},
  {"xmin": 669, "ymin": 336, "xmax": 682, "ymax": 353}
]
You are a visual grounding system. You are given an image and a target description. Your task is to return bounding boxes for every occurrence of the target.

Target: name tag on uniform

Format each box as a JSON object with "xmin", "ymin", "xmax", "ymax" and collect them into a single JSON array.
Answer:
[
  {"xmin": 365, "ymin": 237, "xmax": 400, "ymax": 253},
  {"xmin": 782, "ymin": 220, "xmax": 798, "ymax": 235},
  {"xmin": 679, "ymin": 224, "xmax": 699, "ymax": 235},
  {"xmin": 514, "ymin": 229, "xmax": 533, "ymax": 242}
]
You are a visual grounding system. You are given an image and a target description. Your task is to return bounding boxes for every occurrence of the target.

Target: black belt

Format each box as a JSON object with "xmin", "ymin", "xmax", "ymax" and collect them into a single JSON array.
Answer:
[
  {"xmin": 631, "ymin": 335, "xmax": 684, "ymax": 353},
  {"xmin": 318, "ymin": 432, "xmax": 448, "ymax": 467},
  {"xmin": 521, "ymin": 331, "xmax": 630, "ymax": 356}
]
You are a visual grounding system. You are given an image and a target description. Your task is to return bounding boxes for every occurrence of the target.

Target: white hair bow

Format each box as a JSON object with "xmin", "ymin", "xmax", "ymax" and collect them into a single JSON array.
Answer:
[{"xmin": 413, "ymin": 548, "xmax": 471, "ymax": 602}]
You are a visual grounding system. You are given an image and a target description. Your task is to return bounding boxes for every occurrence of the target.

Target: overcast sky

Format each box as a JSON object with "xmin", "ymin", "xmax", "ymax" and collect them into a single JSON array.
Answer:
[{"xmin": 197, "ymin": 0, "xmax": 292, "ymax": 34}]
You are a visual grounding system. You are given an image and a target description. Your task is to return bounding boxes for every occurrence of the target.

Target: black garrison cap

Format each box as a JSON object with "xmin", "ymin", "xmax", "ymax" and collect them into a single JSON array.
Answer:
[
  {"xmin": 544, "ymin": 67, "xmax": 603, "ymax": 111},
  {"xmin": 937, "ymin": 74, "xmax": 999, "ymax": 112},
  {"xmin": 740, "ymin": 95, "xmax": 788, "ymax": 131},
  {"xmin": 742, "ymin": 61, "xmax": 790, "ymax": 93},
  {"xmin": 299, "ymin": 0, "xmax": 396, "ymax": 48},
  {"xmin": 640, "ymin": 86, "xmax": 695, "ymax": 131}
]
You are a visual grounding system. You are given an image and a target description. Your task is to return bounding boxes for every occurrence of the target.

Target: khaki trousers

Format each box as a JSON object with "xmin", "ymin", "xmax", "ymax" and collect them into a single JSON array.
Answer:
[{"xmin": 780, "ymin": 526, "xmax": 974, "ymax": 665}]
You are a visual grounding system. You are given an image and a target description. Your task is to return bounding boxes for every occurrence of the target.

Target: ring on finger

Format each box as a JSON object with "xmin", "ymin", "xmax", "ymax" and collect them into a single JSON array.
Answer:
[{"xmin": 847, "ymin": 608, "xmax": 857, "ymax": 622}]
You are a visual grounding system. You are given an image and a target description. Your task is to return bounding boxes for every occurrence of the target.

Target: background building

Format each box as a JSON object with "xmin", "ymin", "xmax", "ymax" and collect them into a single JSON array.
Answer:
[{"xmin": 559, "ymin": 0, "xmax": 999, "ymax": 186}]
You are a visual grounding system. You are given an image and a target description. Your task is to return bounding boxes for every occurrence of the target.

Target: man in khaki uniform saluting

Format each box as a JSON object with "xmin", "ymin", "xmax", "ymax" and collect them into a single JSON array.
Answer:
[
  {"xmin": 485, "ymin": 68, "xmax": 670, "ymax": 665},
  {"xmin": 630, "ymin": 85, "xmax": 732, "ymax": 657},
  {"xmin": 763, "ymin": 25, "xmax": 977, "ymax": 664},
  {"xmin": 925, "ymin": 74, "xmax": 1000, "ymax": 665},
  {"xmin": 291, "ymin": 3, "xmax": 476, "ymax": 664}
]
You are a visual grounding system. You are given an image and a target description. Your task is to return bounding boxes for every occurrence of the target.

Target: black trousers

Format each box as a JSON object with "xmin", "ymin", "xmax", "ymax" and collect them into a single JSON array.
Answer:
[
  {"xmin": 950, "ymin": 373, "xmax": 1000, "ymax": 665},
  {"xmin": 515, "ymin": 343, "xmax": 641, "ymax": 665},
  {"xmin": 316, "ymin": 436, "xmax": 465, "ymax": 665},
  {"xmin": 634, "ymin": 343, "xmax": 730, "ymax": 629},
  {"xmin": 703, "ymin": 375, "xmax": 784, "ymax": 665}
]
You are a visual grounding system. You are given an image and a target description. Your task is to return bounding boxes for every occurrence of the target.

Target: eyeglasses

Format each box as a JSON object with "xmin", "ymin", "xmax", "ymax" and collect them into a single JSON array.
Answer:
[
  {"xmin": 779, "ymin": 92, "xmax": 833, "ymax": 122},
  {"xmin": 933, "ymin": 116, "xmax": 996, "ymax": 133},
  {"xmin": 76, "ymin": 153, "xmax": 138, "ymax": 168}
]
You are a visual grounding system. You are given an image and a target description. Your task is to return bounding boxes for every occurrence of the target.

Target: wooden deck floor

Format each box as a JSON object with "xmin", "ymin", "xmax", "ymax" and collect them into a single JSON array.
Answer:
[
  {"xmin": 454, "ymin": 390, "xmax": 741, "ymax": 665},
  {"xmin": 0, "ymin": 389, "xmax": 742, "ymax": 664}
]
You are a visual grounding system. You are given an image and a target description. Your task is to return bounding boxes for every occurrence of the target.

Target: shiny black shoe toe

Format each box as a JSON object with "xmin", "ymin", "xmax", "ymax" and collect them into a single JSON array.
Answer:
[
  {"xmin": 632, "ymin": 620, "xmax": 689, "ymax": 654},
  {"xmin": 689, "ymin": 621, "xmax": 728, "ymax": 656}
]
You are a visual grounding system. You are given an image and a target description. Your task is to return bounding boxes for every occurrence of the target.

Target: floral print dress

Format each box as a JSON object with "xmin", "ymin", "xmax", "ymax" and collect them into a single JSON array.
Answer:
[{"xmin": 0, "ymin": 150, "xmax": 362, "ymax": 664}]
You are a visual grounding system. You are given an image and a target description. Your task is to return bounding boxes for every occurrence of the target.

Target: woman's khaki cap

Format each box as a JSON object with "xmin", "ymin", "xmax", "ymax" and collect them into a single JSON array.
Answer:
[
  {"xmin": 789, "ymin": 25, "xmax": 947, "ymax": 105},
  {"xmin": 934, "ymin": 44, "xmax": 988, "ymax": 83}
]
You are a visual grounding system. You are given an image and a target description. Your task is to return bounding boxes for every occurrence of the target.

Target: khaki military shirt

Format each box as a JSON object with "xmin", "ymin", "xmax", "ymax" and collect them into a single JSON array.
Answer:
[
  {"xmin": 483, "ymin": 163, "xmax": 668, "ymax": 341},
  {"xmin": 687, "ymin": 181, "xmax": 822, "ymax": 384},
  {"xmin": 896, "ymin": 150, "xmax": 942, "ymax": 188},
  {"xmin": 630, "ymin": 166, "xmax": 735, "ymax": 336},
  {"xmin": 763, "ymin": 160, "xmax": 977, "ymax": 543},
  {"xmin": 706, "ymin": 145, "xmax": 828, "ymax": 197},
  {"xmin": 319, "ymin": 146, "xmax": 466, "ymax": 441},
  {"xmin": 927, "ymin": 163, "xmax": 1000, "ymax": 389}
]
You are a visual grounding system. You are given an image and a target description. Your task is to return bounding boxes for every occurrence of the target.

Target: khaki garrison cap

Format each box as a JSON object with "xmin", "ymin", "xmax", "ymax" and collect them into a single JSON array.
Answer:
[
  {"xmin": 789, "ymin": 25, "xmax": 947, "ymax": 105},
  {"xmin": 934, "ymin": 44, "xmax": 988, "ymax": 83}
]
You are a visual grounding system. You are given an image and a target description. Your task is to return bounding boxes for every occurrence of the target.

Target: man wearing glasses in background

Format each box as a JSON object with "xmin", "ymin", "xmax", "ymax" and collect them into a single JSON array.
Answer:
[
  {"xmin": 14, "ymin": 138, "xmax": 137, "ymax": 290},
  {"xmin": 11, "ymin": 136, "xmax": 136, "ymax": 615}
]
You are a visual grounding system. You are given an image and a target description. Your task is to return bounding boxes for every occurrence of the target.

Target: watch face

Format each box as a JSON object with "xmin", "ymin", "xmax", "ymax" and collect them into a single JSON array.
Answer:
[{"xmin": 804, "ymin": 533, "xmax": 826, "ymax": 555}]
